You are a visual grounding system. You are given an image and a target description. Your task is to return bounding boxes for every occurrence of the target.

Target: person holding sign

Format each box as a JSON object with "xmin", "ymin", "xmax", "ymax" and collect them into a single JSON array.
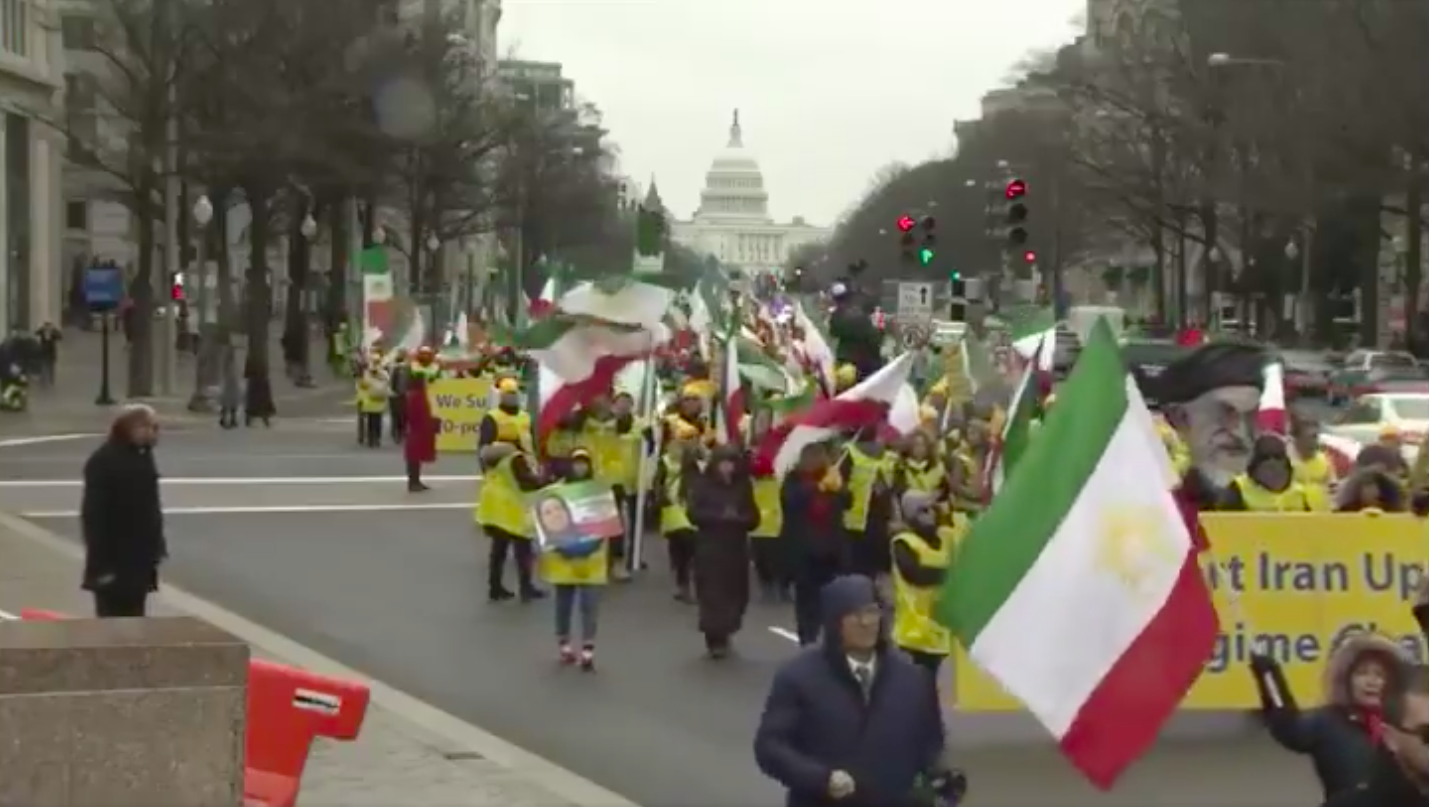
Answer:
[{"xmin": 536, "ymin": 448, "xmax": 613, "ymax": 671}]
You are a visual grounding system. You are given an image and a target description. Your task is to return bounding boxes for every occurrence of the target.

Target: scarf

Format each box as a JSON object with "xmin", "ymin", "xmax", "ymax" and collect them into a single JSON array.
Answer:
[{"xmin": 1359, "ymin": 706, "xmax": 1386, "ymax": 745}]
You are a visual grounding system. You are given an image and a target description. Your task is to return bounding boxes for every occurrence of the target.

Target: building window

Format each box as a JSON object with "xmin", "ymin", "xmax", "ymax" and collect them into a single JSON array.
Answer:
[
  {"xmin": 66, "ymin": 201, "xmax": 87, "ymax": 231},
  {"xmin": 0, "ymin": 0, "xmax": 25, "ymax": 57},
  {"xmin": 64, "ymin": 73, "xmax": 98, "ymax": 152},
  {"xmin": 61, "ymin": 14, "xmax": 94, "ymax": 50}
]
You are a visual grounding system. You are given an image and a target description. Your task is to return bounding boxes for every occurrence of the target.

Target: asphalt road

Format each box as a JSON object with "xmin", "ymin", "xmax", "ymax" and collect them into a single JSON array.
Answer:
[{"xmin": 0, "ymin": 427, "xmax": 1323, "ymax": 806}]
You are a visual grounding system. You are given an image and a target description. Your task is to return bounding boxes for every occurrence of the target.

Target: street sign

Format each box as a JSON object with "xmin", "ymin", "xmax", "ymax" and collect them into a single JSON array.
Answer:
[
  {"xmin": 82, "ymin": 262, "xmax": 124, "ymax": 310},
  {"xmin": 896, "ymin": 281, "xmax": 934, "ymax": 321}
]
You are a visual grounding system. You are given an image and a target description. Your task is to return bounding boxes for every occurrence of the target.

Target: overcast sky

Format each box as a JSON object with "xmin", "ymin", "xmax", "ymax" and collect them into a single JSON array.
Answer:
[{"xmin": 500, "ymin": 0, "xmax": 1083, "ymax": 226}]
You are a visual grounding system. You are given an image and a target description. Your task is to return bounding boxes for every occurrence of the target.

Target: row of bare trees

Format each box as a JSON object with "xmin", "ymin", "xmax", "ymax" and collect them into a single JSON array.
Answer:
[
  {"xmin": 819, "ymin": 0, "xmax": 1429, "ymax": 346},
  {"xmin": 71, "ymin": 0, "xmax": 624, "ymax": 397}
]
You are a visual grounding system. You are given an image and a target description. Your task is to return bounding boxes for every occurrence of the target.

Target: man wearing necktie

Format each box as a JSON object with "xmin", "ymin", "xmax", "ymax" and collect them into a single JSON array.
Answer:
[{"xmin": 754, "ymin": 576, "xmax": 960, "ymax": 806}]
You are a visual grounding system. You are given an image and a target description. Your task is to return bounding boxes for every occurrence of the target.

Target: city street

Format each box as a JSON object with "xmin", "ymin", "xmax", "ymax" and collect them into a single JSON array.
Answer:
[{"xmin": 0, "ymin": 427, "xmax": 1321, "ymax": 806}]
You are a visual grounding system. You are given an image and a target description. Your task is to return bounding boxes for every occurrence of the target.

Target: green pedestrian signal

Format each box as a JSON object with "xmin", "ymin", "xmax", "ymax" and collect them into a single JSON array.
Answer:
[
  {"xmin": 919, "ymin": 248, "xmax": 934, "ymax": 266},
  {"xmin": 949, "ymin": 269, "xmax": 961, "ymax": 280}
]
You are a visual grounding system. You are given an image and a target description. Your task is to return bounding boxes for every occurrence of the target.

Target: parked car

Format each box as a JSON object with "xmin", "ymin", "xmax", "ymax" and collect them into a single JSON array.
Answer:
[
  {"xmin": 1328, "ymin": 359, "xmax": 1429, "ymax": 404},
  {"xmin": 1323, "ymin": 392, "xmax": 1429, "ymax": 460},
  {"xmin": 1327, "ymin": 350, "xmax": 1419, "ymax": 403},
  {"xmin": 1278, "ymin": 349, "xmax": 1336, "ymax": 398}
]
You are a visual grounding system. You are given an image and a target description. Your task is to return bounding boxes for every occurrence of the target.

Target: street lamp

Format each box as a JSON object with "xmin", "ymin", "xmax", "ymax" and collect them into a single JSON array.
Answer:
[
  {"xmin": 300, "ymin": 214, "xmax": 318, "ymax": 240},
  {"xmin": 187, "ymin": 194, "xmax": 216, "ymax": 412},
  {"xmin": 373, "ymin": 226, "xmax": 386, "ymax": 245},
  {"xmin": 426, "ymin": 234, "xmax": 440, "ymax": 252}
]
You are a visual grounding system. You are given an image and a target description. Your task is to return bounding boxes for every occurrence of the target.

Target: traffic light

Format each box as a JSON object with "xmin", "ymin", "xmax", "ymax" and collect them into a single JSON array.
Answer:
[
  {"xmin": 170, "ymin": 272, "xmax": 185, "ymax": 301},
  {"xmin": 1022, "ymin": 249, "xmax": 1038, "ymax": 264},
  {"xmin": 897, "ymin": 214, "xmax": 916, "ymax": 263},
  {"xmin": 918, "ymin": 216, "xmax": 936, "ymax": 266},
  {"xmin": 1005, "ymin": 178, "xmax": 1029, "ymax": 249}
]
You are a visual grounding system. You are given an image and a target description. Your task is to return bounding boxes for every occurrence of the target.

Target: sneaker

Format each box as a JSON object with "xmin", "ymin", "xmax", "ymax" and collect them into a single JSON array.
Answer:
[
  {"xmin": 559, "ymin": 642, "xmax": 576, "ymax": 665},
  {"xmin": 579, "ymin": 645, "xmax": 595, "ymax": 671}
]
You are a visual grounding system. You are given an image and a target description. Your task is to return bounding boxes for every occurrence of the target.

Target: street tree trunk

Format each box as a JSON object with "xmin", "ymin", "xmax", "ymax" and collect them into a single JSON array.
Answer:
[
  {"xmin": 245, "ymin": 185, "xmax": 275, "ymax": 392},
  {"xmin": 282, "ymin": 195, "xmax": 314, "ymax": 385},
  {"xmin": 126, "ymin": 192, "xmax": 158, "ymax": 397},
  {"xmin": 324, "ymin": 198, "xmax": 349, "ymax": 331}
]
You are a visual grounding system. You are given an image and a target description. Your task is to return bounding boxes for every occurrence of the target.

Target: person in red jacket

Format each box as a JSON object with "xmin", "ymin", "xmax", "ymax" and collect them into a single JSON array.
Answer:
[{"xmin": 404, "ymin": 346, "xmax": 440, "ymax": 492}]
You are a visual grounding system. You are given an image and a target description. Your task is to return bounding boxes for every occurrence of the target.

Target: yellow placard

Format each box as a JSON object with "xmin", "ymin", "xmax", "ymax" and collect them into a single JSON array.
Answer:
[
  {"xmin": 953, "ymin": 513, "xmax": 1429, "ymax": 710},
  {"xmin": 429, "ymin": 377, "xmax": 491, "ymax": 452}
]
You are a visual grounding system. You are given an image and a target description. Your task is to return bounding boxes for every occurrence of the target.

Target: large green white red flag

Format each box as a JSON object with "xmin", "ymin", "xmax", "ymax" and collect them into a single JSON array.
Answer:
[{"xmin": 937, "ymin": 320, "xmax": 1217, "ymax": 789}]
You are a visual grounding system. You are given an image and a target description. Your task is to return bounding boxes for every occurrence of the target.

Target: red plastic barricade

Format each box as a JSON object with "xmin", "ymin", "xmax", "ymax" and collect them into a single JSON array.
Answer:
[{"xmin": 18, "ymin": 608, "xmax": 371, "ymax": 807}]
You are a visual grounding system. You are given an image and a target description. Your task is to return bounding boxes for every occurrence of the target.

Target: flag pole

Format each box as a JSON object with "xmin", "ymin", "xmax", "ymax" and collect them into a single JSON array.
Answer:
[{"xmin": 629, "ymin": 337, "xmax": 660, "ymax": 575}]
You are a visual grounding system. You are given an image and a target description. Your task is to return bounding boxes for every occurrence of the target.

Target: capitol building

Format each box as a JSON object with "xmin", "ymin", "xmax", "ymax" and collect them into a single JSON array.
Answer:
[{"xmin": 668, "ymin": 111, "xmax": 830, "ymax": 278}]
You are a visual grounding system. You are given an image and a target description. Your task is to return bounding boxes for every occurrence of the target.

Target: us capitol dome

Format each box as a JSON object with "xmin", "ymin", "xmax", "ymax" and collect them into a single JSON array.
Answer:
[{"xmin": 667, "ymin": 110, "xmax": 830, "ymax": 279}]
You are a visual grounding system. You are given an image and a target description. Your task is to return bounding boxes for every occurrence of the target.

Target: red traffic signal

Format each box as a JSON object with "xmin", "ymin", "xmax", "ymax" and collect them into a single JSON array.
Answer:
[
  {"xmin": 896, "ymin": 214, "xmax": 916, "ymax": 232},
  {"xmin": 1022, "ymin": 250, "xmax": 1038, "ymax": 264},
  {"xmin": 1005, "ymin": 179, "xmax": 1028, "ymax": 200}
]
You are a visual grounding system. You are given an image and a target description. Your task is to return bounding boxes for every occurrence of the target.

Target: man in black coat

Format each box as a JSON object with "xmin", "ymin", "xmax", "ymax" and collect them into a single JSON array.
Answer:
[
  {"xmin": 828, "ymin": 283, "xmax": 882, "ymax": 384},
  {"xmin": 81, "ymin": 404, "xmax": 167, "ymax": 617},
  {"xmin": 754, "ymin": 575, "xmax": 953, "ymax": 807}
]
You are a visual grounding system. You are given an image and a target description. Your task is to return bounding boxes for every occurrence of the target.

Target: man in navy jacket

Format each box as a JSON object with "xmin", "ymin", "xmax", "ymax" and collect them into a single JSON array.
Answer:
[{"xmin": 754, "ymin": 575, "xmax": 949, "ymax": 807}]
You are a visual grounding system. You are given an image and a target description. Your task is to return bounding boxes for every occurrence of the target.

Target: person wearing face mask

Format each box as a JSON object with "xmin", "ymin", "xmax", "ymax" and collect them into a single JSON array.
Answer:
[
  {"xmin": 1252, "ymin": 632, "xmax": 1413, "ymax": 800},
  {"xmin": 687, "ymin": 445, "xmax": 760, "ymax": 658},
  {"xmin": 1155, "ymin": 342, "xmax": 1267, "ymax": 511},
  {"xmin": 753, "ymin": 576, "xmax": 954, "ymax": 807},
  {"xmin": 889, "ymin": 491, "xmax": 952, "ymax": 677},
  {"xmin": 477, "ymin": 376, "xmax": 533, "ymax": 454},
  {"xmin": 1223, "ymin": 435, "xmax": 1313, "ymax": 511}
]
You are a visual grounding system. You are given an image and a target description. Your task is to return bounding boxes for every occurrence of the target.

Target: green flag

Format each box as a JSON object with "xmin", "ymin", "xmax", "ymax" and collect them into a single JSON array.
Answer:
[{"xmin": 359, "ymin": 246, "xmax": 389, "ymax": 275}]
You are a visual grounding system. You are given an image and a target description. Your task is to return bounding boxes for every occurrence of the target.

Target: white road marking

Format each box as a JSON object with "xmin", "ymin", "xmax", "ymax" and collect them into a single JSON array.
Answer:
[
  {"xmin": 768, "ymin": 626, "xmax": 799, "ymax": 643},
  {"xmin": 0, "ymin": 609, "xmax": 16, "ymax": 620},
  {"xmin": 22, "ymin": 502, "xmax": 474, "ymax": 518},
  {"xmin": 0, "ymin": 433, "xmax": 100, "ymax": 448},
  {"xmin": 0, "ymin": 474, "xmax": 482, "ymax": 488}
]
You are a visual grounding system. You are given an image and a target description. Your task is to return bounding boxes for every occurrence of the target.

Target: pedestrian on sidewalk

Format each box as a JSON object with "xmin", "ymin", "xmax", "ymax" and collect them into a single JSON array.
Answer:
[
  {"xmin": 81, "ymin": 404, "xmax": 167, "ymax": 618},
  {"xmin": 34, "ymin": 322, "xmax": 60, "ymax": 386},
  {"xmin": 218, "ymin": 343, "xmax": 241, "ymax": 429},
  {"xmin": 244, "ymin": 355, "xmax": 275, "ymax": 427}
]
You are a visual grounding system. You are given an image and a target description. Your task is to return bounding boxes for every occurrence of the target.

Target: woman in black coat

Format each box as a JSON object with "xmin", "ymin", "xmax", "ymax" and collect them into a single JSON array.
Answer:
[
  {"xmin": 687, "ymin": 445, "xmax": 759, "ymax": 658},
  {"xmin": 244, "ymin": 355, "xmax": 276, "ymax": 427},
  {"xmin": 81, "ymin": 405, "xmax": 167, "ymax": 617}
]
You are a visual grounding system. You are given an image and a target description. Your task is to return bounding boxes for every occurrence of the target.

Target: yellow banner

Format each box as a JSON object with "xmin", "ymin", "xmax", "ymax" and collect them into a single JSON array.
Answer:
[
  {"xmin": 429, "ymin": 377, "xmax": 491, "ymax": 452},
  {"xmin": 952, "ymin": 513, "xmax": 1429, "ymax": 710}
]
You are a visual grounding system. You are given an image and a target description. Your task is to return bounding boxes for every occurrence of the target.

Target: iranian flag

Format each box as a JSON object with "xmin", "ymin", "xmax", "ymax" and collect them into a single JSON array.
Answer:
[
  {"xmin": 753, "ymin": 352, "xmax": 919, "ymax": 475},
  {"xmin": 986, "ymin": 338, "xmax": 1049, "ymax": 494},
  {"xmin": 1007, "ymin": 306, "xmax": 1057, "ymax": 372},
  {"xmin": 793, "ymin": 299, "xmax": 835, "ymax": 396},
  {"xmin": 1257, "ymin": 361, "xmax": 1287, "ymax": 434},
  {"xmin": 516, "ymin": 314, "xmax": 669, "ymax": 445},
  {"xmin": 938, "ymin": 320, "xmax": 1218, "ymax": 789},
  {"xmin": 715, "ymin": 333, "xmax": 743, "ymax": 445}
]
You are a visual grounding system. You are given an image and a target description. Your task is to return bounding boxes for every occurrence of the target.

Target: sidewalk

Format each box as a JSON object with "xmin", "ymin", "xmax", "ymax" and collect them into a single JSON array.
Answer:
[
  {"xmin": 0, "ymin": 512, "xmax": 634, "ymax": 807},
  {"xmin": 2, "ymin": 327, "xmax": 351, "ymax": 436}
]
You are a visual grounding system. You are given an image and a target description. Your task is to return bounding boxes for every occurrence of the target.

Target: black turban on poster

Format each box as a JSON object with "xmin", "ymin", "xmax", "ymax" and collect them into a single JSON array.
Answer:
[{"xmin": 1156, "ymin": 342, "xmax": 1267, "ymax": 406}]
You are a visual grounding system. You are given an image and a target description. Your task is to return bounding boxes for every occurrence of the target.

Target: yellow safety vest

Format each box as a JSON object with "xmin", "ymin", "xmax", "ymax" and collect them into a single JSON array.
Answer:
[
  {"xmin": 536, "ymin": 483, "xmax": 610, "ymax": 585},
  {"xmin": 751, "ymin": 476, "xmax": 783, "ymax": 539},
  {"xmin": 1231, "ymin": 475, "xmax": 1312, "ymax": 512},
  {"xmin": 900, "ymin": 459, "xmax": 945, "ymax": 495},
  {"xmin": 843, "ymin": 447, "xmax": 894, "ymax": 531},
  {"xmin": 487, "ymin": 408, "xmax": 532, "ymax": 451},
  {"xmin": 547, "ymin": 428, "xmax": 579, "ymax": 459},
  {"xmin": 476, "ymin": 453, "xmax": 533, "ymax": 538},
  {"xmin": 951, "ymin": 450, "xmax": 985, "ymax": 513},
  {"xmin": 1292, "ymin": 452, "xmax": 1335, "ymax": 511},
  {"xmin": 891, "ymin": 530, "xmax": 952, "ymax": 655},
  {"xmin": 584, "ymin": 417, "xmax": 644, "ymax": 489},
  {"xmin": 356, "ymin": 372, "xmax": 388, "ymax": 413},
  {"xmin": 660, "ymin": 454, "xmax": 695, "ymax": 534}
]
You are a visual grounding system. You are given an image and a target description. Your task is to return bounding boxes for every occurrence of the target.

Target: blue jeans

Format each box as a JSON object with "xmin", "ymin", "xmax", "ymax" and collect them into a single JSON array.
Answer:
[{"xmin": 554, "ymin": 584, "xmax": 600, "ymax": 643}]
